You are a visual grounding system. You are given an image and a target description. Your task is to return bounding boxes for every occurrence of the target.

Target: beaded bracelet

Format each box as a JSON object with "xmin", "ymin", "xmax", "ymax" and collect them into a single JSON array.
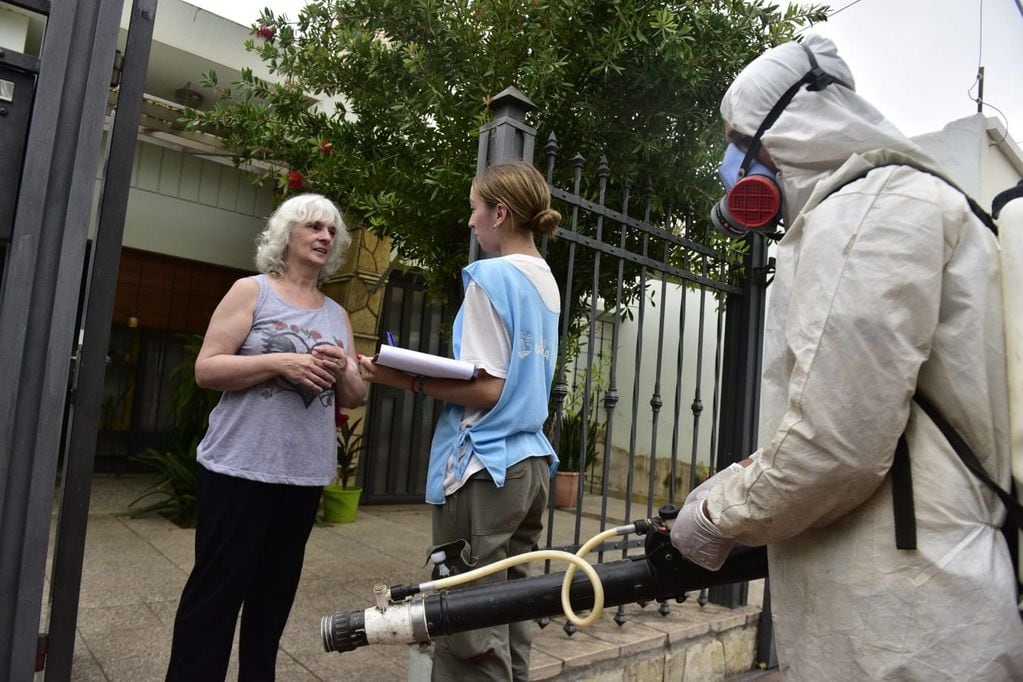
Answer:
[{"xmin": 416, "ymin": 375, "xmax": 428, "ymax": 396}]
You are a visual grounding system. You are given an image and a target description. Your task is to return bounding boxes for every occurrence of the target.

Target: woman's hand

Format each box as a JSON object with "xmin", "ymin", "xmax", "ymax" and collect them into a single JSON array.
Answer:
[
  {"xmin": 356, "ymin": 355, "xmax": 409, "ymax": 389},
  {"xmin": 356, "ymin": 355, "xmax": 503, "ymax": 410},
  {"xmin": 312, "ymin": 344, "xmax": 349, "ymax": 381},
  {"xmin": 278, "ymin": 352, "xmax": 337, "ymax": 394},
  {"xmin": 316, "ymin": 344, "xmax": 367, "ymax": 408}
]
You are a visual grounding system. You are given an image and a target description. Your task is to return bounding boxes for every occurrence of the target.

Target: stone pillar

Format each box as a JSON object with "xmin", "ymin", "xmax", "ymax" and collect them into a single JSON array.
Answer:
[{"xmin": 323, "ymin": 224, "xmax": 392, "ymax": 426}]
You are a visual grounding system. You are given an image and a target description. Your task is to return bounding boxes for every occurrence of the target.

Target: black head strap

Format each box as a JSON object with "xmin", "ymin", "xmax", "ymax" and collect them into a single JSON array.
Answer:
[
  {"xmin": 992, "ymin": 180, "xmax": 1023, "ymax": 220},
  {"xmin": 739, "ymin": 44, "xmax": 851, "ymax": 178}
]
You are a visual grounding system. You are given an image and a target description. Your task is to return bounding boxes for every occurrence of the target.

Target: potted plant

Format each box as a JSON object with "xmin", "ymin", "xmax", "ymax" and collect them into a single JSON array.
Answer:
[
  {"xmin": 548, "ymin": 349, "xmax": 610, "ymax": 509},
  {"xmin": 322, "ymin": 407, "xmax": 366, "ymax": 523},
  {"xmin": 551, "ymin": 407, "xmax": 602, "ymax": 509}
]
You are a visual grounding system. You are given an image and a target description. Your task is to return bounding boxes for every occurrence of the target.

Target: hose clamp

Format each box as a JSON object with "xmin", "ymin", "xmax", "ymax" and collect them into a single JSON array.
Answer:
[{"xmin": 409, "ymin": 595, "xmax": 430, "ymax": 643}]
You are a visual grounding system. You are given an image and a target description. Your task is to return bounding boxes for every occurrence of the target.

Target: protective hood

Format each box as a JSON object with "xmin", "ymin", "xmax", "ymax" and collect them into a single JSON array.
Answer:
[{"xmin": 720, "ymin": 34, "xmax": 930, "ymax": 225}]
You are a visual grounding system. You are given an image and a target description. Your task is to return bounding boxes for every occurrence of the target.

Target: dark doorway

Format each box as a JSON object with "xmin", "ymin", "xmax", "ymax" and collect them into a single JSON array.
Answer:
[{"xmin": 361, "ymin": 269, "xmax": 456, "ymax": 504}]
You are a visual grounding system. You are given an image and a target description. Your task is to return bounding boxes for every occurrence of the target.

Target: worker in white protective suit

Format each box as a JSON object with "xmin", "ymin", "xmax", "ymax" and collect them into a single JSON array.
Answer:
[{"xmin": 671, "ymin": 35, "xmax": 1023, "ymax": 680}]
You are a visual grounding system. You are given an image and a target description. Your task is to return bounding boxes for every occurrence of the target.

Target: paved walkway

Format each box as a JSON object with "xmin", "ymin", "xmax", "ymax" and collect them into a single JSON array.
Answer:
[{"xmin": 43, "ymin": 475, "xmax": 770, "ymax": 681}]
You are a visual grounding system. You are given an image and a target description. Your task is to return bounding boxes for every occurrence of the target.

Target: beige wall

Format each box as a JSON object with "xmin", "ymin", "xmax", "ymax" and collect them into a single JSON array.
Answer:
[
  {"xmin": 913, "ymin": 114, "xmax": 1023, "ymax": 210},
  {"xmin": 0, "ymin": 6, "xmax": 28, "ymax": 53}
]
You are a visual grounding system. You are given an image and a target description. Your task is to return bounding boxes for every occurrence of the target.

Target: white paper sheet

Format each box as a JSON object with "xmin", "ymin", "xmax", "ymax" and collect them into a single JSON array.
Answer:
[{"xmin": 375, "ymin": 345, "xmax": 476, "ymax": 380}]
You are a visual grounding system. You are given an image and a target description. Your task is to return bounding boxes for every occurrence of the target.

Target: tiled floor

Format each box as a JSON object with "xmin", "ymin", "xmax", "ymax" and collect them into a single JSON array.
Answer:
[{"xmin": 40, "ymin": 475, "xmax": 767, "ymax": 680}]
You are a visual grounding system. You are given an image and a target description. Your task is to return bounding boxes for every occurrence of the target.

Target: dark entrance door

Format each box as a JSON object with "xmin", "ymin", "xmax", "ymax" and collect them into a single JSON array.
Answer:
[{"xmin": 361, "ymin": 269, "xmax": 456, "ymax": 504}]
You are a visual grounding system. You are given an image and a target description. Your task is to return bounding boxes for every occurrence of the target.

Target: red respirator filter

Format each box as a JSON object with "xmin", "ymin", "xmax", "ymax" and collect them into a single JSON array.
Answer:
[{"xmin": 711, "ymin": 175, "xmax": 782, "ymax": 239}]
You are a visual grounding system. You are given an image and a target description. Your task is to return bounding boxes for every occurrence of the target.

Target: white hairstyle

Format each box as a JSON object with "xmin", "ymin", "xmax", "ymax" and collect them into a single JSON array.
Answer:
[{"xmin": 254, "ymin": 193, "xmax": 351, "ymax": 284}]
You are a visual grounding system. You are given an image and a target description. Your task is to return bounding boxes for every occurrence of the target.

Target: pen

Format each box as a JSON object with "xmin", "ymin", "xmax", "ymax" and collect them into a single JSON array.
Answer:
[{"xmin": 386, "ymin": 331, "xmax": 396, "ymax": 346}]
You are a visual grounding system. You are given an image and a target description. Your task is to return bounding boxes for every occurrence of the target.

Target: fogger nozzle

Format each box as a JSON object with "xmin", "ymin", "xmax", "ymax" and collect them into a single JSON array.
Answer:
[
  {"xmin": 321, "ymin": 609, "xmax": 366, "ymax": 653},
  {"xmin": 321, "ymin": 542, "xmax": 767, "ymax": 653},
  {"xmin": 322, "ymin": 594, "xmax": 431, "ymax": 653}
]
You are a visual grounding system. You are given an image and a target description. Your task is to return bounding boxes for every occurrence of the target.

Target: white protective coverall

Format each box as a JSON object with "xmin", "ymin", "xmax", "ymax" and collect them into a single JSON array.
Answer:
[{"xmin": 707, "ymin": 35, "xmax": 1023, "ymax": 680}]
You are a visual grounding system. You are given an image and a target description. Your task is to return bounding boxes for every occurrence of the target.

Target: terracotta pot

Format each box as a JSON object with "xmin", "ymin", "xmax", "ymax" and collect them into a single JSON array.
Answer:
[{"xmin": 554, "ymin": 471, "xmax": 579, "ymax": 509}]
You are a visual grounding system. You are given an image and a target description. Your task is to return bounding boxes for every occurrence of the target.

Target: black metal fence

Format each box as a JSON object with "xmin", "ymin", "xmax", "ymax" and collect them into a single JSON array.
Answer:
[
  {"xmin": 541, "ymin": 157, "xmax": 739, "ymax": 514},
  {"xmin": 475, "ymin": 88, "xmax": 770, "ymax": 624}
]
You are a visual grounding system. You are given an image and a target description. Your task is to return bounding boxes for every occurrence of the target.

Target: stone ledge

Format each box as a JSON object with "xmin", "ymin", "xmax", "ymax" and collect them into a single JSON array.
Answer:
[{"xmin": 529, "ymin": 596, "xmax": 762, "ymax": 681}]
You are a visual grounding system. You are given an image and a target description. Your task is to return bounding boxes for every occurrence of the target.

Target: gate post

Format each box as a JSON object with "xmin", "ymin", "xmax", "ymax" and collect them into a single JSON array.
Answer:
[
  {"xmin": 470, "ymin": 86, "xmax": 537, "ymax": 261},
  {"xmin": 0, "ymin": 0, "xmax": 130, "ymax": 677},
  {"xmin": 475, "ymin": 85, "xmax": 536, "ymax": 170},
  {"xmin": 44, "ymin": 1, "xmax": 156, "ymax": 677},
  {"xmin": 710, "ymin": 234, "xmax": 770, "ymax": 613}
]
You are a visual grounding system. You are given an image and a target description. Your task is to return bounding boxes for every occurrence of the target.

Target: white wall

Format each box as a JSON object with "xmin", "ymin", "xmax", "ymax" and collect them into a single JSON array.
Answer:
[
  {"xmin": 121, "ymin": 0, "xmax": 280, "ymax": 106},
  {"xmin": 135, "ymin": 0, "xmax": 274, "ymax": 79},
  {"xmin": 913, "ymin": 114, "xmax": 1023, "ymax": 211},
  {"xmin": 95, "ymin": 137, "xmax": 276, "ymax": 271},
  {"xmin": 0, "ymin": 6, "xmax": 28, "ymax": 53},
  {"xmin": 599, "ymin": 279, "xmax": 723, "ymax": 473}
]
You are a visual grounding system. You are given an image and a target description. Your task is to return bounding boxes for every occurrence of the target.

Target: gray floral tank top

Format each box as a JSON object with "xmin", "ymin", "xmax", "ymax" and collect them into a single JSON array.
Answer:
[{"xmin": 197, "ymin": 274, "xmax": 348, "ymax": 485}]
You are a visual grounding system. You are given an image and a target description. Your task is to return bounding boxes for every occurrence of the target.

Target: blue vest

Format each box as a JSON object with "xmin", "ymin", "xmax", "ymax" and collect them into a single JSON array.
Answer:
[{"xmin": 425, "ymin": 258, "xmax": 560, "ymax": 504}]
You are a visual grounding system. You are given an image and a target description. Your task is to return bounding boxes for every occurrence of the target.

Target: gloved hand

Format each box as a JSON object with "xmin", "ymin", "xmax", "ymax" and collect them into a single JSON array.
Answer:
[
  {"xmin": 670, "ymin": 463, "xmax": 743, "ymax": 571},
  {"xmin": 683, "ymin": 462, "xmax": 743, "ymax": 508}
]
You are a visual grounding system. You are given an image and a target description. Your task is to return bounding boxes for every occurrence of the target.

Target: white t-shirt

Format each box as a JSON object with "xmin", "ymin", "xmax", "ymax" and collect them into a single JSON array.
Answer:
[{"xmin": 442, "ymin": 254, "xmax": 560, "ymax": 495}]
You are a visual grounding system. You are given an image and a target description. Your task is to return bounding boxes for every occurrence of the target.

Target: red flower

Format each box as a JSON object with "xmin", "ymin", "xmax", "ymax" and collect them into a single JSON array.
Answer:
[
  {"xmin": 319, "ymin": 139, "xmax": 333, "ymax": 154},
  {"xmin": 309, "ymin": 330, "xmax": 322, "ymax": 340},
  {"xmin": 286, "ymin": 170, "xmax": 304, "ymax": 190},
  {"xmin": 335, "ymin": 404, "xmax": 349, "ymax": 428},
  {"xmin": 256, "ymin": 25, "xmax": 274, "ymax": 40}
]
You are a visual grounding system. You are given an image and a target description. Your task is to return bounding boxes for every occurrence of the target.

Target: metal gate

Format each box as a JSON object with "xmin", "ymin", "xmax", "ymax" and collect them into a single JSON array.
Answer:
[
  {"xmin": 482, "ymin": 89, "xmax": 767, "ymax": 598},
  {"xmin": 492, "ymin": 87, "xmax": 771, "ymax": 628}
]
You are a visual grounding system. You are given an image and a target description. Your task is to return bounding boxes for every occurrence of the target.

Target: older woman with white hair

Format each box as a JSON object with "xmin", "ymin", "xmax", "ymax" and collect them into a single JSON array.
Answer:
[{"xmin": 167, "ymin": 193, "xmax": 366, "ymax": 681}]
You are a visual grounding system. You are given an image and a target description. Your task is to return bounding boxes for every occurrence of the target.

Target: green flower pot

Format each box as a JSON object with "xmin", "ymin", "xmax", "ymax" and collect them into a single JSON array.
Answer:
[{"xmin": 322, "ymin": 485, "xmax": 362, "ymax": 523}]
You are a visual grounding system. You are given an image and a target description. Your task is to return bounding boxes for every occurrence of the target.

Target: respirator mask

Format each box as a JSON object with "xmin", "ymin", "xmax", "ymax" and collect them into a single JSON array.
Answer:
[
  {"xmin": 711, "ymin": 45, "xmax": 850, "ymax": 239},
  {"xmin": 711, "ymin": 143, "xmax": 781, "ymax": 238}
]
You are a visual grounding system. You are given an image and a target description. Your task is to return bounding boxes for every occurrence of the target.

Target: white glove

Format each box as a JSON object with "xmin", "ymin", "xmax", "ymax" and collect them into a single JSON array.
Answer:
[{"xmin": 670, "ymin": 463, "xmax": 742, "ymax": 571}]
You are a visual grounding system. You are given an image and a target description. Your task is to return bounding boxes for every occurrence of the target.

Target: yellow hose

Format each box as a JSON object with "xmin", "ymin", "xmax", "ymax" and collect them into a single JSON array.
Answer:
[
  {"xmin": 425, "ymin": 525, "xmax": 630, "ymax": 628},
  {"xmin": 559, "ymin": 527, "xmax": 622, "ymax": 626}
]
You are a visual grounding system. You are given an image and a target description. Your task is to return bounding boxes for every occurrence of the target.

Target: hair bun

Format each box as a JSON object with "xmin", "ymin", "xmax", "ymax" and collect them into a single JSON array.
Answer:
[{"xmin": 531, "ymin": 208, "xmax": 562, "ymax": 236}]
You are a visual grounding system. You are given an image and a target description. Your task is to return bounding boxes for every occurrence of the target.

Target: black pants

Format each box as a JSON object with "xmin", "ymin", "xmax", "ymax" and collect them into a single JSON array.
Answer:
[{"xmin": 166, "ymin": 467, "xmax": 322, "ymax": 681}]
